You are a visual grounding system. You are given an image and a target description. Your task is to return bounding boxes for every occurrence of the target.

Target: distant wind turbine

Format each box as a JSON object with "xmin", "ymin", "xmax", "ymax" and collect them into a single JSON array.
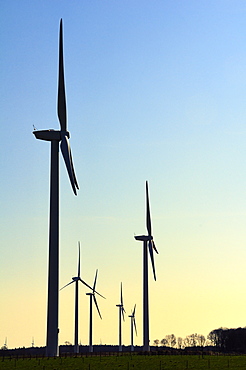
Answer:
[
  {"xmin": 135, "ymin": 181, "xmax": 158, "ymax": 351},
  {"xmin": 128, "ymin": 304, "xmax": 137, "ymax": 352},
  {"xmin": 86, "ymin": 269, "xmax": 105, "ymax": 353},
  {"xmin": 116, "ymin": 282, "xmax": 126, "ymax": 352},
  {"xmin": 33, "ymin": 19, "xmax": 79, "ymax": 357},
  {"xmin": 60, "ymin": 242, "xmax": 93, "ymax": 353}
]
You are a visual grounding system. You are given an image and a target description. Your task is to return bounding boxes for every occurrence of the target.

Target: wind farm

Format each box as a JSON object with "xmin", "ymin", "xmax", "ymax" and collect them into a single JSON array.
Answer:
[
  {"xmin": 1, "ymin": 1, "xmax": 246, "ymax": 358},
  {"xmin": 32, "ymin": 20, "xmax": 158, "ymax": 355}
]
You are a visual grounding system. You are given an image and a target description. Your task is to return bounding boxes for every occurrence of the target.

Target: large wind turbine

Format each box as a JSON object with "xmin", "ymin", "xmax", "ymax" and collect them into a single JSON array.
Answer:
[
  {"xmin": 86, "ymin": 269, "xmax": 105, "ymax": 353},
  {"xmin": 60, "ymin": 242, "xmax": 93, "ymax": 353},
  {"xmin": 116, "ymin": 282, "xmax": 126, "ymax": 352},
  {"xmin": 135, "ymin": 181, "xmax": 158, "ymax": 352},
  {"xmin": 128, "ymin": 304, "xmax": 137, "ymax": 352},
  {"xmin": 33, "ymin": 19, "xmax": 79, "ymax": 357}
]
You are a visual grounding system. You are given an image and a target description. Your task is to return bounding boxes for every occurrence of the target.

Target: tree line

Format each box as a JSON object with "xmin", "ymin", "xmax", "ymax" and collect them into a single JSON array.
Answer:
[
  {"xmin": 153, "ymin": 333, "xmax": 208, "ymax": 349},
  {"xmin": 154, "ymin": 327, "xmax": 246, "ymax": 353}
]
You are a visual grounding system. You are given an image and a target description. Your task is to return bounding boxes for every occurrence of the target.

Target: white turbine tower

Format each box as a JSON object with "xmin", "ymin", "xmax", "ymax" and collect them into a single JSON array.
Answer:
[
  {"xmin": 116, "ymin": 282, "xmax": 126, "ymax": 352},
  {"xmin": 60, "ymin": 242, "xmax": 93, "ymax": 353},
  {"xmin": 128, "ymin": 304, "xmax": 137, "ymax": 352},
  {"xmin": 86, "ymin": 269, "xmax": 105, "ymax": 353},
  {"xmin": 33, "ymin": 19, "xmax": 79, "ymax": 356},
  {"xmin": 135, "ymin": 181, "xmax": 158, "ymax": 352}
]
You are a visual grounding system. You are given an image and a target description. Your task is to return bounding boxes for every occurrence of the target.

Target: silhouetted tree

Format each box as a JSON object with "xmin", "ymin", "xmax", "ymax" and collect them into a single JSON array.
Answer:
[
  {"xmin": 161, "ymin": 334, "xmax": 176, "ymax": 348},
  {"xmin": 183, "ymin": 336, "xmax": 190, "ymax": 347},
  {"xmin": 153, "ymin": 339, "xmax": 159, "ymax": 347},
  {"xmin": 169, "ymin": 334, "xmax": 176, "ymax": 348},
  {"xmin": 160, "ymin": 338, "xmax": 168, "ymax": 346},
  {"xmin": 207, "ymin": 328, "xmax": 227, "ymax": 348},
  {"xmin": 177, "ymin": 337, "xmax": 183, "ymax": 349},
  {"xmin": 197, "ymin": 334, "xmax": 206, "ymax": 347},
  {"xmin": 207, "ymin": 327, "xmax": 246, "ymax": 353}
]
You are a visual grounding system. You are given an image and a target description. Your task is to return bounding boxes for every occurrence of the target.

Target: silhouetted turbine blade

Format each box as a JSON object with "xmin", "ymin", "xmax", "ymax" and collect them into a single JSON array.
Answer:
[
  {"xmin": 121, "ymin": 306, "xmax": 125, "ymax": 322},
  {"xmin": 94, "ymin": 290, "xmax": 106, "ymax": 299},
  {"xmin": 60, "ymin": 134, "xmax": 77, "ymax": 195},
  {"xmin": 57, "ymin": 19, "xmax": 67, "ymax": 132},
  {"xmin": 148, "ymin": 240, "xmax": 156, "ymax": 281},
  {"xmin": 93, "ymin": 295, "xmax": 102, "ymax": 319},
  {"xmin": 146, "ymin": 181, "xmax": 152, "ymax": 236},
  {"xmin": 93, "ymin": 269, "xmax": 98, "ymax": 292},
  {"xmin": 133, "ymin": 317, "xmax": 137, "ymax": 336},
  {"xmin": 70, "ymin": 148, "xmax": 79, "ymax": 190},
  {"xmin": 78, "ymin": 242, "xmax": 81, "ymax": 277},
  {"xmin": 120, "ymin": 282, "xmax": 123, "ymax": 306},
  {"xmin": 60, "ymin": 280, "xmax": 75, "ymax": 290},
  {"xmin": 132, "ymin": 304, "xmax": 136, "ymax": 316},
  {"xmin": 152, "ymin": 240, "xmax": 159, "ymax": 254},
  {"xmin": 79, "ymin": 278, "xmax": 93, "ymax": 291}
]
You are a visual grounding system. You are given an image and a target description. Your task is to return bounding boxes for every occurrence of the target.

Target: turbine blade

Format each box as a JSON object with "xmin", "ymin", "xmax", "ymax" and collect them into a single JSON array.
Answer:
[
  {"xmin": 121, "ymin": 306, "xmax": 125, "ymax": 322},
  {"xmin": 152, "ymin": 240, "xmax": 159, "ymax": 254},
  {"xmin": 93, "ymin": 269, "xmax": 98, "ymax": 292},
  {"xmin": 60, "ymin": 134, "xmax": 77, "ymax": 195},
  {"xmin": 132, "ymin": 304, "xmax": 136, "ymax": 316},
  {"xmin": 148, "ymin": 240, "xmax": 157, "ymax": 281},
  {"xmin": 120, "ymin": 282, "xmax": 123, "ymax": 306},
  {"xmin": 60, "ymin": 280, "xmax": 75, "ymax": 290},
  {"xmin": 78, "ymin": 242, "xmax": 81, "ymax": 277},
  {"xmin": 79, "ymin": 278, "xmax": 93, "ymax": 291},
  {"xmin": 133, "ymin": 317, "xmax": 137, "ymax": 336},
  {"xmin": 146, "ymin": 181, "xmax": 152, "ymax": 236},
  {"xmin": 93, "ymin": 295, "xmax": 102, "ymax": 319},
  {"xmin": 57, "ymin": 19, "xmax": 67, "ymax": 132},
  {"xmin": 94, "ymin": 289, "xmax": 106, "ymax": 299},
  {"xmin": 70, "ymin": 149, "xmax": 79, "ymax": 190}
]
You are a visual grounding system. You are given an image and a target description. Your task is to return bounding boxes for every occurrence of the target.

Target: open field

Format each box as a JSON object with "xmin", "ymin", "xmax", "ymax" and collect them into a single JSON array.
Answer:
[{"xmin": 1, "ymin": 354, "xmax": 246, "ymax": 370}]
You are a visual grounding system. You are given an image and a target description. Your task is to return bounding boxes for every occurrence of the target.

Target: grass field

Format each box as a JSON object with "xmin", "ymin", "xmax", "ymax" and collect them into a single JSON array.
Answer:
[{"xmin": 1, "ymin": 354, "xmax": 246, "ymax": 369}]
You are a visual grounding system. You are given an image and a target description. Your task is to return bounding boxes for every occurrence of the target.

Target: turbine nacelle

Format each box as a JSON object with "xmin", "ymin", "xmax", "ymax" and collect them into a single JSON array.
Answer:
[
  {"xmin": 72, "ymin": 276, "xmax": 79, "ymax": 281},
  {"xmin": 33, "ymin": 129, "xmax": 70, "ymax": 141},
  {"xmin": 134, "ymin": 235, "xmax": 153, "ymax": 242}
]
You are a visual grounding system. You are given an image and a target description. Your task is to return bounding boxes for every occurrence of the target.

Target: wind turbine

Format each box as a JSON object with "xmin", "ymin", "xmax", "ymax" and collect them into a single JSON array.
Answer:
[
  {"xmin": 134, "ymin": 181, "xmax": 158, "ymax": 351},
  {"xmin": 86, "ymin": 269, "xmax": 105, "ymax": 353},
  {"xmin": 33, "ymin": 19, "xmax": 79, "ymax": 357},
  {"xmin": 116, "ymin": 282, "xmax": 126, "ymax": 352},
  {"xmin": 128, "ymin": 304, "xmax": 137, "ymax": 352},
  {"xmin": 60, "ymin": 242, "xmax": 93, "ymax": 354}
]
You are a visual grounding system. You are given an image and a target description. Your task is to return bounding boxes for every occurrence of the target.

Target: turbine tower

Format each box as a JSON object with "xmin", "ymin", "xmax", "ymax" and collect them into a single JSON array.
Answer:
[
  {"xmin": 60, "ymin": 242, "xmax": 93, "ymax": 353},
  {"xmin": 128, "ymin": 304, "xmax": 137, "ymax": 352},
  {"xmin": 116, "ymin": 282, "xmax": 126, "ymax": 352},
  {"xmin": 33, "ymin": 19, "xmax": 79, "ymax": 356},
  {"xmin": 86, "ymin": 269, "xmax": 105, "ymax": 353},
  {"xmin": 135, "ymin": 181, "xmax": 158, "ymax": 352}
]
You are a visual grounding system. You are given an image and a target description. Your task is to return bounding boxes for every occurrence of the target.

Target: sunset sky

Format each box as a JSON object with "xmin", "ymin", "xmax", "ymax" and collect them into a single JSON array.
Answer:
[{"xmin": 1, "ymin": 0, "xmax": 246, "ymax": 349}]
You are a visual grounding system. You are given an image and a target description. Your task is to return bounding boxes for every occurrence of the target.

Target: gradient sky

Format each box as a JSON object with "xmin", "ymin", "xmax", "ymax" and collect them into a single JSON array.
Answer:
[{"xmin": 1, "ymin": 0, "xmax": 246, "ymax": 349}]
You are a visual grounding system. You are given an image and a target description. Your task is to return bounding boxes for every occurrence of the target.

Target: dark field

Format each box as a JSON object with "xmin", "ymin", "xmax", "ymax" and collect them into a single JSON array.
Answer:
[{"xmin": 1, "ymin": 354, "xmax": 246, "ymax": 370}]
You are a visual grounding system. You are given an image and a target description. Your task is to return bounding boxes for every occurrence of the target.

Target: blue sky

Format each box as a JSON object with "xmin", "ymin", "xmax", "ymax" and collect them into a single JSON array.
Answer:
[{"xmin": 1, "ymin": 0, "xmax": 246, "ymax": 349}]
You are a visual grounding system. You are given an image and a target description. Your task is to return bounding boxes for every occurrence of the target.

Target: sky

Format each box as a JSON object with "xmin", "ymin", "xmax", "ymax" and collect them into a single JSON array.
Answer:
[{"xmin": 1, "ymin": 0, "xmax": 246, "ymax": 349}]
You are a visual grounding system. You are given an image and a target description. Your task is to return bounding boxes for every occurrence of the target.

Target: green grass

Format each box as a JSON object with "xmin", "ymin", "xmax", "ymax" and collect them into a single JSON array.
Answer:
[{"xmin": 1, "ymin": 354, "xmax": 246, "ymax": 370}]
